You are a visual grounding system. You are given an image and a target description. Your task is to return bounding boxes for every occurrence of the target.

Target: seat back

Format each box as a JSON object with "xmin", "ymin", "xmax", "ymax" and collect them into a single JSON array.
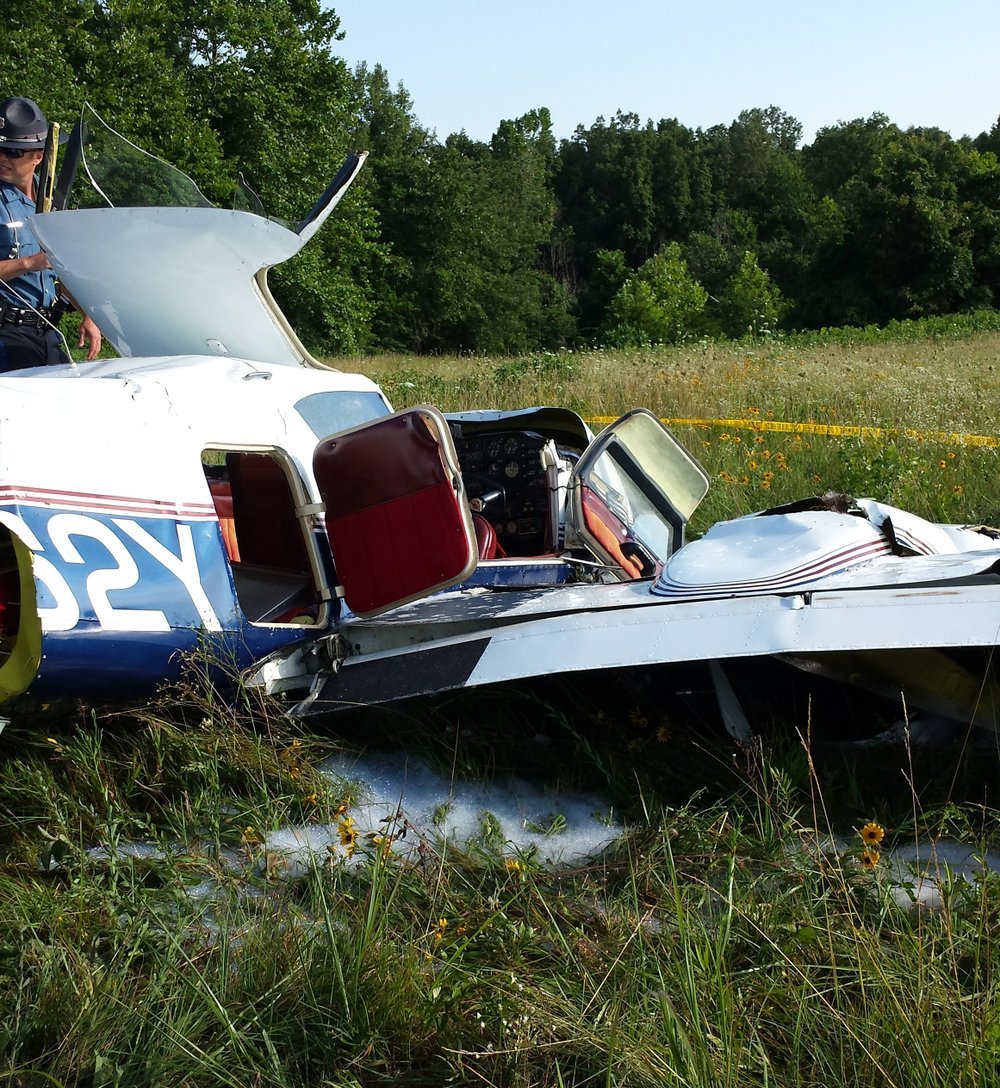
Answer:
[
  {"xmin": 227, "ymin": 453, "xmax": 310, "ymax": 573},
  {"xmin": 472, "ymin": 513, "xmax": 499, "ymax": 560}
]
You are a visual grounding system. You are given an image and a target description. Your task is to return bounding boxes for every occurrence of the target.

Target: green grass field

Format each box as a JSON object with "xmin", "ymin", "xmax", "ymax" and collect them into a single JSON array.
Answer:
[
  {"xmin": 4, "ymin": 329, "xmax": 1000, "ymax": 1086},
  {"xmin": 355, "ymin": 328, "xmax": 1000, "ymax": 530}
]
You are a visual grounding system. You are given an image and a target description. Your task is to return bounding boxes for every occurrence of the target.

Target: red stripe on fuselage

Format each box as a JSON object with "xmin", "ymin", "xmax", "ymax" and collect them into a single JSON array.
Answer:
[{"xmin": 0, "ymin": 485, "xmax": 217, "ymax": 520}]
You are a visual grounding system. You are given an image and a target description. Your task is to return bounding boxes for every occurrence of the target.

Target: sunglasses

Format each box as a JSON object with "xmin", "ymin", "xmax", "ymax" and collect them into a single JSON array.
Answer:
[{"xmin": 0, "ymin": 147, "xmax": 30, "ymax": 159}]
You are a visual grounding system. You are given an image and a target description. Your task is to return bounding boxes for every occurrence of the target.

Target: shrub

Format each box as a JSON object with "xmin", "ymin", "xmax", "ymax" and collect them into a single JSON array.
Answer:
[
  {"xmin": 601, "ymin": 243, "xmax": 708, "ymax": 346},
  {"xmin": 715, "ymin": 250, "xmax": 788, "ymax": 338}
]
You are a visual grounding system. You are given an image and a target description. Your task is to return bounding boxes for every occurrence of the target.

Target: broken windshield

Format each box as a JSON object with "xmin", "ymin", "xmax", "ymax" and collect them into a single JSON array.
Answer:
[
  {"xmin": 32, "ymin": 104, "xmax": 365, "ymax": 367},
  {"xmin": 61, "ymin": 104, "xmax": 266, "ymax": 216}
]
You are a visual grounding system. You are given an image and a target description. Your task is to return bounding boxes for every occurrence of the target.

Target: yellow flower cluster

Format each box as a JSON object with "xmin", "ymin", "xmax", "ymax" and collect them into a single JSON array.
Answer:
[
  {"xmin": 709, "ymin": 418, "xmax": 799, "ymax": 493},
  {"xmin": 337, "ymin": 812, "xmax": 357, "ymax": 858},
  {"xmin": 858, "ymin": 821, "xmax": 885, "ymax": 871}
]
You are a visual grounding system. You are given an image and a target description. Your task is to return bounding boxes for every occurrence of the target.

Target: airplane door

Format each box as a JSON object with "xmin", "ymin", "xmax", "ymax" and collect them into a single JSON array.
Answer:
[
  {"xmin": 566, "ymin": 409, "xmax": 710, "ymax": 579},
  {"xmin": 313, "ymin": 406, "xmax": 478, "ymax": 617}
]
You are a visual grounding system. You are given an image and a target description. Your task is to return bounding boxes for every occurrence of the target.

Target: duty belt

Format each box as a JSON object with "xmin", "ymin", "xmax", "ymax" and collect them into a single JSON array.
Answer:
[{"xmin": 0, "ymin": 301, "xmax": 60, "ymax": 327}]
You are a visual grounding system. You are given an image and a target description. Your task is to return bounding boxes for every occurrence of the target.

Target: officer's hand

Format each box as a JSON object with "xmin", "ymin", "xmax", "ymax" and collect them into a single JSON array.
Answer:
[
  {"xmin": 22, "ymin": 252, "xmax": 51, "ymax": 273},
  {"xmin": 79, "ymin": 314, "xmax": 102, "ymax": 360}
]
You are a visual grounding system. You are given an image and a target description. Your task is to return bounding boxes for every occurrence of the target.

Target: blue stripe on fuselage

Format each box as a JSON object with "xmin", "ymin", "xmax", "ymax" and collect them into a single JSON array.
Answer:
[{"xmin": 2, "ymin": 504, "xmax": 311, "ymax": 696}]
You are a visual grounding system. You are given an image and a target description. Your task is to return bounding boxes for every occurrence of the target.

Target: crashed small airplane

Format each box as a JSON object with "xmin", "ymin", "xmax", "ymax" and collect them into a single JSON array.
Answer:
[{"xmin": 3, "ymin": 107, "xmax": 1000, "ymax": 735}]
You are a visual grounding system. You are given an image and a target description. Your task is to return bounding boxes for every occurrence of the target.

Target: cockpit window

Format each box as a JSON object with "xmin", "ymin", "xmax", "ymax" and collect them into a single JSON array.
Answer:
[{"xmin": 294, "ymin": 391, "xmax": 390, "ymax": 439}]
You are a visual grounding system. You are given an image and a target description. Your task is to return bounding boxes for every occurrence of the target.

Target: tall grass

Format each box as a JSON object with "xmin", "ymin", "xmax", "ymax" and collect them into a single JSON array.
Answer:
[
  {"xmin": 347, "ymin": 327, "xmax": 1000, "ymax": 528},
  {"xmin": 4, "ymin": 686, "xmax": 1000, "ymax": 1086},
  {"xmin": 3, "ymin": 327, "xmax": 1000, "ymax": 1085}
]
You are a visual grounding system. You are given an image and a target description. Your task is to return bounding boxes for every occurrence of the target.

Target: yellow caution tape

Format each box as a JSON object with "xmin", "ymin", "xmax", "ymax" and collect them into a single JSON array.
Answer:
[{"xmin": 586, "ymin": 416, "xmax": 1000, "ymax": 449}]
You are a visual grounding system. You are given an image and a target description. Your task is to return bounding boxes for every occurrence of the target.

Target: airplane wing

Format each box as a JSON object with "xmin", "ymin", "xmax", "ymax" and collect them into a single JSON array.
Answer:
[{"xmin": 287, "ymin": 558, "xmax": 1000, "ymax": 726}]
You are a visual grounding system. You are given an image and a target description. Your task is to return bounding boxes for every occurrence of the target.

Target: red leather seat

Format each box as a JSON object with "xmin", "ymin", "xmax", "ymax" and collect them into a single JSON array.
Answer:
[{"xmin": 472, "ymin": 513, "xmax": 499, "ymax": 560}]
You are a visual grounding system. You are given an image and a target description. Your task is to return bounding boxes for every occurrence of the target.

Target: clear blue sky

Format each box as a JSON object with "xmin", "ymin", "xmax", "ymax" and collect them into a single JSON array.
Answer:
[{"xmin": 327, "ymin": 1, "xmax": 1000, "ymax": 145}]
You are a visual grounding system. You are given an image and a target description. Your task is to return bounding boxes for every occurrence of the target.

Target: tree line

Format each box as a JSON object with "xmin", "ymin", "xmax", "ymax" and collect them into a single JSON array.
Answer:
[{"xmin": 8, "ymin": 1, "xmax": 1000, "ymax": 355}]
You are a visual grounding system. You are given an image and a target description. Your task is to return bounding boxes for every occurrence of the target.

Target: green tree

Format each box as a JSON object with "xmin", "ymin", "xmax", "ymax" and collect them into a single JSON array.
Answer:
[
  {"xmin": 715, "ymin": 250, "xmax": 787, "ymax": 337},
  {"xmin": 355, "ymin": 101, "xmax": 570, "ymax": 354},
  {"xmin": 2, "ymin": 1, "xmax": 93, "ymax": 122},
  {"xmin": 722, "ymin": 106, "xmax": 803, "ymax": 211},
  {"xmin": 601, "ymin": 242, "xmax": 707, "ymax": 346},
  {"xmin": 802, "ymin": 113, "xmax": 894, "ymax": 198},
  {"xmin": 801, "ymin": 123, "xmax": 989, "ymax": 324},
  {"xmin": 683, "ymin": 208, "xmax": 758, "ymax": 304},
  {"xmin": 350, "ymin": 62, "xmax": 433, "ymax": 348},
  {"xmin": 964, "ymin": 148, "xmax": 1000, "ymax": 309},
  {"xmin": 556, "ymin": 112, "xmax": 712, "ymax": 334},
  {"xmin": 484, "ymin": 109, "xmax": 574, "ymax": 350},
  {"xmin": 576, "ymin": 248, "xmax": 629, "ymax": 338},
  {"xmin": 555, "ymin": 113, "xmax": 658, "ymax": 271}
]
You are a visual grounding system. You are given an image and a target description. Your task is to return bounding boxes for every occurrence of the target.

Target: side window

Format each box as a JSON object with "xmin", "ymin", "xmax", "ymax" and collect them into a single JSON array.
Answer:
[
  {"xmin": 294, "ymin": 390, "xmax": 390, "ymax": 440},
  {"xmin": 203, "ymin": 448, "xmax": 325, "ymax": 626}
]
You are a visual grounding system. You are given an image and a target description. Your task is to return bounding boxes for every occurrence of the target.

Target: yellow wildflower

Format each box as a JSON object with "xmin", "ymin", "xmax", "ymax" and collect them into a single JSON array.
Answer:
[
  {"xmin": 859, "ymin": 822, "xmax": 885, "ymax": 847},
  {"xmin": 860, "ymin": 849, "xmax": 881, "ymax": 871},
  {"xmin": 338, "ymin": 814, "xmax": 357, "ymax": 857}
]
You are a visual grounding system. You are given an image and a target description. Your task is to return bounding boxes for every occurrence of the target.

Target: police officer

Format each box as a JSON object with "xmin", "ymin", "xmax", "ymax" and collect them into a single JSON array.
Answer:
[{"xmin": 0, "ymin": 96, "xmax": 101, "ymax": 371}]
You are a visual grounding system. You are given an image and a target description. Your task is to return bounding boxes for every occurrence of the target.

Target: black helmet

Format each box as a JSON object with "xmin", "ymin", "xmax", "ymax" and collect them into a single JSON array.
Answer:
[{"xmin": 0, "ymin": 97, "xmax": 48, "ymax": 150}]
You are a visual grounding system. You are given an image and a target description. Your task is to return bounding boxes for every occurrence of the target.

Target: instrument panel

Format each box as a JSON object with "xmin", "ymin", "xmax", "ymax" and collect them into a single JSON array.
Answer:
[{"xmin": 452, "ymin": 429, "xmax": 553, "ymax": 555}]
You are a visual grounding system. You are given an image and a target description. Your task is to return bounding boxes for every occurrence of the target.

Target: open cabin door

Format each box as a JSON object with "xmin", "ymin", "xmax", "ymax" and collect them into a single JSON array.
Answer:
[
  {"xmin": 313, "ymin": 406, "xmax": 478, "ymax": 617},
  {"xmin": 567, "ymin": 409, "xmax": 710, "ymax": 579}
]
